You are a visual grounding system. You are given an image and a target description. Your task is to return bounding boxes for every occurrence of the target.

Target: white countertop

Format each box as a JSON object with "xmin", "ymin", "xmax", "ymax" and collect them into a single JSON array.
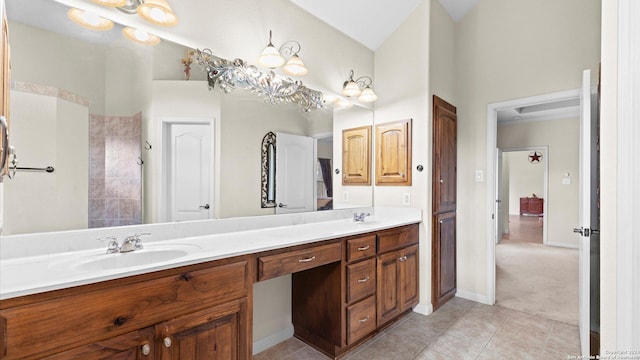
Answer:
[{"xmin": 0, "ymin": 207, "xmax": 422, "ymax": 300}]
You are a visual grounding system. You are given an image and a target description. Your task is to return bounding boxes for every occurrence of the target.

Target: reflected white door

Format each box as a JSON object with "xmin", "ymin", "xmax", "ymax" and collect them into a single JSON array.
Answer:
[
  {"xmin": 168, "ymin": 123, "xmax": 212, "ymax": 221},
  {"xmin": 576, "ymin": 69, "xmax": 596, "ymax": 356},
  {"xmin": 275, "ymin": 132, "xmax": 314, "ymax": 214}
]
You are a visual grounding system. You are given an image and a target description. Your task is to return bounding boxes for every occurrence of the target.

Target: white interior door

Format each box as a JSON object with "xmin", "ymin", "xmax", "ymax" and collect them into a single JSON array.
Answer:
[
  {"xmin": 576, "ymin": 69, "xmax": 594, "ymax": 356},
  {"xmin": 275, "ymin": 132, "xmax": 314, "ymax": 214},
  {"xmin": 168, "ymin": 123, "xmax": 212, "ymax": 222}
]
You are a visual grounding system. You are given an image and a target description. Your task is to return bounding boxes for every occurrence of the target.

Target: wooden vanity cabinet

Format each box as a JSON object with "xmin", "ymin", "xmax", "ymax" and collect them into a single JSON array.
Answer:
[
  {"xmin": 290, "ymin": 224, "xmax": 419, "ymax": 359},
  {"xmin": 0, "ymin": 257, "xmax": 252, "ymax": 360}
]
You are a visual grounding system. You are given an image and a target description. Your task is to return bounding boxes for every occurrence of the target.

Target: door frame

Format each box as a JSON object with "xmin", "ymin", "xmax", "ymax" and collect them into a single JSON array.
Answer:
[
  {"xmin": 485, "ymin": 88, "xmax": 580, "ymax": 304},
  {"xmin": 497, "ymin": 146, "xmax": 549, "ymax": 245},
  {"xmin": 158, "ymin": 117, "xmax": 215, "ymax": 223}
]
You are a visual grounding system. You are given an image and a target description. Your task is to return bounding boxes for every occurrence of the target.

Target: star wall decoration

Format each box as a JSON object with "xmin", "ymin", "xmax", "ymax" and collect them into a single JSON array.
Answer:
[{"xmin": 528, "ymin": 151, "xmax": 542, "ymax": 163}]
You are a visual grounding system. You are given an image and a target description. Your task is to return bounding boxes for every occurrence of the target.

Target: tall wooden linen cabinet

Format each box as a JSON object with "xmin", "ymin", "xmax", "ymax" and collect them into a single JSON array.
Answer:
[{"xmin": 431, "ymin": 96, "xmax": 457, "ymax": 310}]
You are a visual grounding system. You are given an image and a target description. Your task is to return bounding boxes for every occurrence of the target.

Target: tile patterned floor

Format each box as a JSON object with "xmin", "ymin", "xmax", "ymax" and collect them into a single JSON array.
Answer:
[{"xmin": 253, "ymin": 297, "xmax": 581, "ymax": 360}]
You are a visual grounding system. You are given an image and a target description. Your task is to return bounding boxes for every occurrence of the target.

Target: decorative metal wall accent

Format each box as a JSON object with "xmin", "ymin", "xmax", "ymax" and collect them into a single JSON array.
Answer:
[
  {"xmin": 195, "ymin": 49, "xmax": 323, "ymax": 112},
  {"xmin": 261, "ymin": 132, "xmax": 277, "ymax": 208}
]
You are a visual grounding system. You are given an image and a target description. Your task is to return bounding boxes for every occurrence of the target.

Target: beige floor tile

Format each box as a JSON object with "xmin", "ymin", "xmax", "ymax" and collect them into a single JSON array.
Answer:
[
  {"xmin": 541, "ymin": 347, "xmax": 576, "ymax": 360},
  {"xmin": 346, "ymin": 331, "xmax": 427, "ymax": 360},
  {"xmin": 426, "ymin": 333, "xmax": 487, "ymax": 359},
  {"xmin": 496, "ymin": 309, "xmax": 553, "ymax": 346},
  {"xmin": 544, "ymin": 320, "xmax": 581, "ymax": 355},
  {"xmin": 444, "ymin": 312, "xmax": 502, "ymax": 344},
  {"xmin": 282, "ymin": 345, "xmax": 331, "ymax": 360},
  {"xmin": 257, "ymin": 337, "xmax": 306, "ymax": 359},
  {"xmin": 478, "ymin": 330, "xmax": 543, "ymax": 360},
  {"xmin": 413, "ymin": 348, "xmax": 461, "ymax": 360},
  {"xmin": 467, "ymin": 303, "xmax": 512, "ymax": 322}
]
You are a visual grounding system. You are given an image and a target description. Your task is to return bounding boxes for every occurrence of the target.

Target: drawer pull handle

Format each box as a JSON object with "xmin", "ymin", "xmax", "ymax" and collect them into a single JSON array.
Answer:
[
  {"xmin": 141, "ymin": 343, "xmax": 151, "ymax": 356},
  {"xmin": 163, "ymin": 337, "xmax": 172, "ymax": 348},
  {"xmin": 358, "ymin": 316, "xmax": 370, "ymax": 323},
  {"xmin": 357, "ymin": 276, "xmax": 370, "ymax": 283},
  {"xmin": 357, "ymin": 245, "xmax": 370, "ymax": 251},
  {"xmin": 298, "ymin": 256, "xmax": 316, "ymax": 263},
  {"xmin": 398, "ymin": 256, "xmax": 408, "ymax": 262}
]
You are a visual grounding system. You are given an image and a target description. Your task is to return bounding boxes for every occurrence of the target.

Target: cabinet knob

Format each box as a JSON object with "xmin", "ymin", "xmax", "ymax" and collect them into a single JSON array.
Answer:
[
  {"xmin": 141, "ymin": 343, "xmax": 151, "ymax": 356},
  {"xmin": 439, "ymin": 179, "xmax": 444, "ymax": 183},
  {"xmin": 398, "ymin": 256, "xmax": 408, "ymax": 262},
  {"xmin": 163, "ymin": 336, "xmax": 172, "ymax": 348}
]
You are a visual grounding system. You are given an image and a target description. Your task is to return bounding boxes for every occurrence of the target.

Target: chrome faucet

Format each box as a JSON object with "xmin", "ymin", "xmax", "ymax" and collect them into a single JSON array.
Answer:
[
  {"xmin": 119, "ymin": 233, "xmax": 151, "ymax": 252},
  {"xmin": 98, "ymin": 233, "xmax": 151, "ymax": 254},
  {"xmin": 353, "ymin": 212, "xmax": 370, "ymax": 222}
]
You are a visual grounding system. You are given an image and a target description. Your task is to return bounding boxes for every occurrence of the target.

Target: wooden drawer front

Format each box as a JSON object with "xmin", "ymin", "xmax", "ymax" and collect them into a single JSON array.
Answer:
[
  {"xmin": 378, "ymin": 224, "xmax": 419, "ymax": 254},
  {"xmin": 258, "ymin": 242, "xmax": 342, "ymax": 281},
  {"xmin": 347, "ymin": 296, "xmax": 376, "ymax": 345},
  {"xmin": 0, "ymin": 260, "xmax": 248, "ymax": 360},
  {"xmin": 346, "ymin": 235, "xmax": 377, "ymax": 263},
  {"xmin": 346, "ymin": 258, "xmax": 376, "ymax": 304}
]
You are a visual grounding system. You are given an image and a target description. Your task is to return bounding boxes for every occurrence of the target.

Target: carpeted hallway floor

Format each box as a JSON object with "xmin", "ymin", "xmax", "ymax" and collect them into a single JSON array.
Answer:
[{"xmin": 496, "ymin": 215, "xmax": 579, "ymax": 325}]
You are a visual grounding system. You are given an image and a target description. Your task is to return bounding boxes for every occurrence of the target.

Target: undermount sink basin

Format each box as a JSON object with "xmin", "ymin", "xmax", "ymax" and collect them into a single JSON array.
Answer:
[{"xmin": 55, "ymin": 244, "xmax": 199, "ymax": 272}]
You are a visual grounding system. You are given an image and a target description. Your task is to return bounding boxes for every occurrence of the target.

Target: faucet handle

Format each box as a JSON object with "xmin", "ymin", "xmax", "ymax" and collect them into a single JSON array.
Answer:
[
  {"xmin": 129, "ymin": 232, "xmax": 151, "ymax": 250},
  {"xmin": 98, "ymin": 236, "xmax": 120, "ymax": 253}
]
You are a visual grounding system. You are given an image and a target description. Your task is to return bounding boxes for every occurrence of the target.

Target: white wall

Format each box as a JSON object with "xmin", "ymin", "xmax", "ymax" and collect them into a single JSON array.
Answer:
[
  {"xmin": 498, "ymin": 118, "xmax": 579, "ymax": 247},
  {"xmin": 503, "ymin": 151, "xmax": 544, "ymax": 214},
  {"xmin": 454, "ymin": 0, "xmax": 600, "ymax": 298},
  {"xmin": 4, "ymin": 91, "xmax": 88, "ymax": 234}
]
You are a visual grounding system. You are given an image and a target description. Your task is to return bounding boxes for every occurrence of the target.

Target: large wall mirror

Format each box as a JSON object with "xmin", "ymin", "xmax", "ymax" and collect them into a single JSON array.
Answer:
[{"xmin": 3, "ymin": 0, "xmax": 373, "ymax": 236}]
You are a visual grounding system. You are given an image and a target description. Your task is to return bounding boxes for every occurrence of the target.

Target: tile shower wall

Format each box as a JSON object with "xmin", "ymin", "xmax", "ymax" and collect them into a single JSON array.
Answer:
[{"xmin": 89, "ymin": 113, "xmax": 142, "ymax": 228}]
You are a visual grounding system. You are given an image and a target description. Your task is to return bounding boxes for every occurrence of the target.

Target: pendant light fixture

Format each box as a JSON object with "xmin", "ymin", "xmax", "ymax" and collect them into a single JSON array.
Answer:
[
  {"xmin": 67, "ymin": 8, "xmax": 114, "ymax": 31},
  {"xmin": 258, "ymin": 30, "xmax": 308, "ymax": 76},
  {"xmin": 137, "ymin": 0, "xmax": 179, "ymax": 27},
  {"xmin": 342, "ymin": 70, "xmax": 377, "ymax": 102}
]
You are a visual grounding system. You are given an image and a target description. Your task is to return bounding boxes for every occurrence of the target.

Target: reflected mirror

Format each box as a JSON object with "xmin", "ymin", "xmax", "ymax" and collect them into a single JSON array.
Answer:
[{"xmin": 3, "ymin": 0, "xmax": 372, "ymax": 236}]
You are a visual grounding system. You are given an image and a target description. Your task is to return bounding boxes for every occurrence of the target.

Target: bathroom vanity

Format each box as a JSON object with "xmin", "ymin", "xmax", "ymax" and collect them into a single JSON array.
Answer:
[{"xmin": 0, "ymin": 208, "xmax": 421, "ymax": 359}]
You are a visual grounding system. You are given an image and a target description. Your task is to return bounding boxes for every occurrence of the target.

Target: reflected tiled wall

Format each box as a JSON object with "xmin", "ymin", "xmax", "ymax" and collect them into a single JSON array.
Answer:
[{"xmin": 89, "ymin": 113, "xmax": 142, "ymax": 228}]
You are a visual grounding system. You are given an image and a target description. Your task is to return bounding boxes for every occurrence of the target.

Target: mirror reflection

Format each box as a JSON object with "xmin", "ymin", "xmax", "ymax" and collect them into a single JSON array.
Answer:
[{"xmin": 4, "ymin": 0, "xmax": 372, "ymax": 236}]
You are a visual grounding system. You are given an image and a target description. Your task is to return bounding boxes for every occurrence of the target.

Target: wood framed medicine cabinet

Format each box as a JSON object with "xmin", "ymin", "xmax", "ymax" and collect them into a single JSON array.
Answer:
[
  {"xmin": 375, "ymin": 119, "xmax": 412, "ymax": 186},
  {"xmin": 342, "ymin": 125, "xmax": 371, "ymax": 185}
]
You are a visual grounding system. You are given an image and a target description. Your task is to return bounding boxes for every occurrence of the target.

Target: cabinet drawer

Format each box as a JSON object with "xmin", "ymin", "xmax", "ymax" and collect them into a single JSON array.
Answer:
[
  {"xmin": 346, "ymin": 258, "xmax": 376, "ymax": 304},
  {"xmin": 346, "ymin": 235, "xmax": 377, "ymax": 262},
  {"xmin": 0, "ymin": 260, "xmax": 248, "ymax": 360},
  {"xmin": 258, "ymin": 242, "xmax": 342, "ymax": 281},
  {"xmin": 378, "ymin": 224, "xmax": 419, "ymax": 254},
  {"xmin": 347, "ymin": 296, "xmax": 376, "ymax": 345}
]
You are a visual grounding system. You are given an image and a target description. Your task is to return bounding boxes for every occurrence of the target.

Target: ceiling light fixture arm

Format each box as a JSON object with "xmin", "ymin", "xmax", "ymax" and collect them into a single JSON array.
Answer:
[{"xmin": 348, "ymin": 69, "xmax": 373, "ymax": 89}]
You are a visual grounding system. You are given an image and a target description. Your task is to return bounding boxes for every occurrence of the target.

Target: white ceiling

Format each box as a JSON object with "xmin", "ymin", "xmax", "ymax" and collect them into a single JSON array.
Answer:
[{"xmin": 289, "ymin": 0, "xmax": 480, "ymax": 51}]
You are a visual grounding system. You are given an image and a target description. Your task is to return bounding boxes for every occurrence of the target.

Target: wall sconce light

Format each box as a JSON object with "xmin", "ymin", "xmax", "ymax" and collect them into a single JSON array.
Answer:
[
  {"xmin": 91, "ymin": 0, "xmax": 178, "ymax": 27},
  {"xmin": 342, "ymin": 70, "xmax": 378, "ymax": 102},
  {"xmin": 258, "ymin": 30, "xmax": 308, "ymax": 76},
  {"xmin": 67, "ymin": 8, "xmax": 114, "ymax": 31}
]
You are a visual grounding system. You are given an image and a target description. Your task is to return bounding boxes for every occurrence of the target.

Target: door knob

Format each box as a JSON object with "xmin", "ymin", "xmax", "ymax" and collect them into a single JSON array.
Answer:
[{"xmin": 199, "ymin": 204, "xmax": 210, "ymax": 210}]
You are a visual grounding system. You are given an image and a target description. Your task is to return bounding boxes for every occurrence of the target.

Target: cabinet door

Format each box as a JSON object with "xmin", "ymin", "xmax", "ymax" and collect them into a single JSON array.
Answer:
[
  {"xmin": 342, "ymin": 126, "xmax": 371, "ymax": 185},
  {"xmin": 42, "ymin": 327, "xmax": 154, "ymax": 360},
  {"xmin": 432, "ymin": 212, "xmax": 456, "ymax": 310},
  {"xmin": 432, "ymin": 96, "xmax": 457, "ymax": 213},
  {"xmin": 375, "ymin": 119, "xmax": 411, "ymax": 185},
  {"xmin": 156, "ymin": 299, "xmax": 247, "ymax": 360},
  {"xmin": 377, "ymin": 249, "xmax": 401, "ymax": 325},
  {"xmin": 399, "ymin": 245, "xmax": 419, "ymax": 311}
]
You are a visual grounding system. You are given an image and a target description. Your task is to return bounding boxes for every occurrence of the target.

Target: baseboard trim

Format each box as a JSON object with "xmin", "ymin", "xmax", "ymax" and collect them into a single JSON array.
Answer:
[
  {"xmin": 547, "ymin": 241, "xmax": 579, "ymax": 249},
  {"xmin": 413, "ymin": 302, "xmax": 433, "ymax": 315},
  {"xmin": 456, "ymin": 290, "xmax": 493, "ymax": 305},
  {"xmin": 252, "ymin": 324, "xmax": 294, "ymax": 355}
]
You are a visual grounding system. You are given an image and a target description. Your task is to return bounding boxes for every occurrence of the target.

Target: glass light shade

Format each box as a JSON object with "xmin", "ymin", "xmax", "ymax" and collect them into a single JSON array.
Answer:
[
  {"xmin": 67, "ymin": 8, "xmax": 114, "ymax": 31},
  {"xmin": 342, "ymin": 80, "xmax": 361, "ymax": 97},
  {"xmin": 122, "ymin": 27, "xmax": 161, "ymax": 45},
  {"xmin": 335, "ymin": 99, "xmax": 354, "ymax": 109},
  {"xmin": 282, "ymin": 55, "xmax": 308, "ymax": 76},
  {"xmin": 92, "ymin": 0, "xmax": 127, "ymax": 7},
  {"xmin": 358, "ymin": 86, "xmax": 378, "ymax": 102},
  {"xmin": 323, "ymin": 94, "xmax": 338, "ymax": 104},
  {"xmin": 137, "ymin": 0, "xmax": 178, "ymax": 26},
  {"xmin": 258, "ymin": 44, "xmax": 285, "ymax": 68}
]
